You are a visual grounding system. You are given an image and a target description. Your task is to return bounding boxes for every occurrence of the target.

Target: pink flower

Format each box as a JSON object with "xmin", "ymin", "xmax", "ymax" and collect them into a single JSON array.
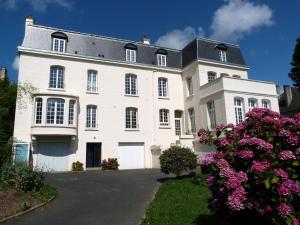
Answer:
[
  {"xmin": 219, "ymin": 167, "xmax": 235, "ymax": 178},
  {"xmin": 225, "ymin": 176, "xmax": 241, "ymax": 189},
  {"xmin": 279, "ymin": 151, "xmax": 296, "ymax": 160},
  {"xmin": 277, "ymin": 185, "xmax": 290, "ymax": 196},
  {"xmin": 251, "ymin": 160, "xmax": 270, "ymax": 173},
  {"xmin": 264, "ymin": 205, "xmax": 273, "ymax": 213},
  {"xmin": 295, "ymin": 148, "xmax": 300, "ymax": 155},
  {"xmin": 216, "ymin": 159, "xmax": 229, "ymax": 168},
  {"xmin": 206, "ymin": 175, "xmax": 215, "ymax": 187},
  {"xmin": 216, "ymin": 124, "xmax": 225, "ymax": 132},
  {"xmin": 227, "ymin": 186, "xmax": 246, "ymax": 211},
  {"xmin": 236, "ymin": 171, "xmax": 248, "ymax": 182},
  {"xmin": 226, "ymin": 123, "xmax": 234, "ymax": 129},
  {"xmin": 238, "ymin": 137, "xmax": 273, "ymax": 151},
  {"xmin": 277, "ymin": 203, "xmax": 293, "ymax": 218},
  {"xmin": 292, "ymin": 219, "xmax": 299, "ymax": 225},
  {"xmin": 274, "ymin": 168, "xmax": 289, "ymax": 180},
  {"xmin": 236, "ymin": 150, "xmax": 254, "ymax": 159},
  {"xmin": 199, "ymin": 152, "xmax": 216, "ymax": 166}
]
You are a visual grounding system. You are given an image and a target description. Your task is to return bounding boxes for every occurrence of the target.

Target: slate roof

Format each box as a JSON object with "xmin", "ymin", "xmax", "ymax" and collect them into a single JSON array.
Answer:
[{"xmin": 21, "ymin": 24, "xmax": 248, "ymax": 69}]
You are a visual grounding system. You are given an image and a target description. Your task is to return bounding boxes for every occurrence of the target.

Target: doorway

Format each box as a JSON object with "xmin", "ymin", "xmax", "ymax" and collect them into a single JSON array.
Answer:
[{"xmin": 86, "ymin": 143, "xmax": 101, "ymax": 168}]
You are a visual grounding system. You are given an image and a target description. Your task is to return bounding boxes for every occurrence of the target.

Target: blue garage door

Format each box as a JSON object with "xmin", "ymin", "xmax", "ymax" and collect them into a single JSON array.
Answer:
[{"xmin": 37, "ymin": 142, "xmax": 69, "ymax": 172}]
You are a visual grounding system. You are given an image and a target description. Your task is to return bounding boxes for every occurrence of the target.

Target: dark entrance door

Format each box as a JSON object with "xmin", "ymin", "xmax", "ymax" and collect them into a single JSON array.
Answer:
[{"xmin": 86, "ymin": 143, "xmax": 101, "ymax": 168}]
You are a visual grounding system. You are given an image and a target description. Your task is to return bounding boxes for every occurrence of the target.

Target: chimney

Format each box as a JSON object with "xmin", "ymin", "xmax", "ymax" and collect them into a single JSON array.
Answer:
[
  {"xmin": 283, "ymin": 84, "xmax": 293, "ymax": 106},
  {"xmin": 0, "ymin": 68, "xmax": 7, "ymax": 81},
  {"xmin": 25, "ymin": 15, "xmax": 34, "ymax": 26},
  {"xmin": 276, "ymin": 85, "xmax": 281, "ymax": 96},
  {"xmin": 141, "ymin": 35, "xmax": 150, "ymax": 44}
]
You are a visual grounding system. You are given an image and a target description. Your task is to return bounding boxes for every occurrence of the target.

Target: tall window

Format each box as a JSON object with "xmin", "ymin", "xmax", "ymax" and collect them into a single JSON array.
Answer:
[
  {"xmin": 35, "ymin": 98, "xmax": 43, "ymax": 124},
  {"xmin": 218, "ymin": 50, "xmax": 227, "ymax": 62},
  {"xmin": 157, "ymin": 54, "xmax": 167, "ymax": 67},
  {"xmin": 68, "ymin": 100, "xmax": 75, "ymax": 125},
  {"xmin": 49, "ymin": 66, "xmax": 64, "ymax": 89},
  {"xmin": 158, "ymin": 78, "xmax": 168, "ymax": 97},
  {"xmin": 52, "ymin": 38, "xmax": 66, "ymax": 53},
  {"xmin": 188, "ymin": 108, "xmax": 196, "ymax": 133},
  {"xmin": 248, "ymin": 99, "xmax": 257, "ymax": 111},
  {"xmin": 87, "ymin": 70, "xmax": 98, "ymax": 92},
  {"xmin": 125, "ymin": 74, "xmax": 137, "ymax": 95},
  {"xmin": 159, "ymin": 109, "xmax": 169, "ymax": 127},
  {"xmin": 86, "ymin": 105, "xmax": 97, "ymax": 128},
  {"xmin": 208, "ymin": 71, "xmax": 216, "ymax": 83},
  {"xmin": 174, "ymin": 110, "xmax": 182, "ymax": 136},
  {"xmin": 126, "ymin": 107, "xmax": 138, "ymax": 129},
  {"xmin": 234, "ymin": 98, "xmax": 244, "ymax": 124},
  {"xmin": 186, "ymin": 77, "xmax": 193, "ymax": 96},
  {"xmin": 207, "ymin": 101, "xmax": 216, "ymax": 129},
  {"xmin": 262, "ymin": 100, "xmax": 270, "ymax": 109},
  {"xmin": 46, "ymin": 98, "xmax": 65, "ymax": 125},
  {"xmin": 126, "ymin": 49, "xmax": 136, "ymax": 62}
]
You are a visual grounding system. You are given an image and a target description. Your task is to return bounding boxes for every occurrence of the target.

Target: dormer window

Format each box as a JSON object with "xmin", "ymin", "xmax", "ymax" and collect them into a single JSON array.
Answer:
[
  {"xmin": 124, "ymin": 43, "xmax": 137, "ymax": 62},
  {"xmin": 51, "ymin": 32, "xmax": 68, "ymax": 53},
  {"xmin": 216, "ymin": 43, "xmax": 228, "ymax": 63},
  {"xmin": 156, "ymin": 49, "xmax": 167, "ymax": 67}
]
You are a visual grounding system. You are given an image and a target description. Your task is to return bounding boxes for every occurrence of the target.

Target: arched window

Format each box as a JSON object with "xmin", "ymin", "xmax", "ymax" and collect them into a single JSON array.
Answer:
[
  {"xmin": 51, "ymin": 32, "xmax": 68, "ymax": 53},
  {"xmin": 159, "ymin": 109, "xmax": 169, "ymax": 127},
  {"xmin": 125, "ymin": 74, "xmax": 137, "ymax": 95},
  {"xmin": 248, "ymin": 98, "xmax": 257, "ymax": 111},
  {"xmin": 158, "ymin": 77, "xmax": 168, "ymax": 97},
  {"xmin": 125, "ymin": 107, "xmax": 138, "ymax": 129},
  {"xmin": 46, "ymin": 98, "xmax": 65, "ymax": 124},
  {"xmin": 34, "ymin": 98, "xmax": 43, "ymax": 124},
  {"xmin": 86, "ymin": 105, "xmax": 97, "ymax": 128},
  {"xmin": 49, "ymin": 66, "xmax": 64, "ymax": 89},
  {"xmin": 234, "ymin": 98, "xmax": 244, "ymax": 124},
  {"xmin": 207, "ymin": 71, "xmax": 216, "ymax": 83}
]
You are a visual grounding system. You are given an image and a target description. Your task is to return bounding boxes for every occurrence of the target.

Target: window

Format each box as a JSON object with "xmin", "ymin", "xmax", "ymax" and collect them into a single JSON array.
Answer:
[
  {"xmin": 248, "ymin": 99, "xmax": 257, "ymax": 111},
  {"xmin": 208, "ymin": 71, "xmax": 216, "ymax": 83},
  {"xmin": 68, "ymin": 100, "xmax": 75, "ymax": 125},
  {"xmin": 262, "ymin": 100, "xmax": 270, "ymax": 109},
  {"xmin": 159, "ymin": 109, "xmax": 169, "ymax": 127},
  {"xmin": 218, "ymin": 50, "xmax": 227, "ymax": 62},
  {"xmin": 207, "ymin": 101, "xmax": 217, "ymax": 129},
  {"xmin": 234, "ymin": 98, "xmax": 244, "ymax": 124},
  {"xmin": 125, "ymin": 74, "xmax": 137, "ymax": 95},
  {"xmin": 52, "ymin": 38, "xmax": 66, "ymax": 52},
  {"xmin": 188, "ymin": 108, "xmax": 196, "ymax": 133},
  {"xmin": 126, "ymin": 107, "xmax": 138, "ymax": 129},
  {"xmin": 233, "ymin": 75, "xmax": 241, "ymax": 79},
  {"xmin": 157, "ymin": 54, "xmax": 167, "ymax": 67},
  {"xmin": 186, "ymin": 77, "xmax": 193, "ymax": 96},
  {"xmin": 49, "ymin": 66, "xmax": 64, "ymax": 89},
  {"xmin": 46, "ymin": 98, "xmax": 65, "ymax": 125},
  {"xmin": 158, "ymin": 78, "xmax": 168, "ymax": 97},
  {"xmin": 126, "ymin": 49, "xmax": 136, "ymax": 62},
  {"xmin": 87, "ymin": 70, "xmax": 98, "ymax": 92},
  {"xmin": 174, "ymin": 110, "xmax": 182, "ymax": 135},
  {"xmin": 86, "ymin": 105, "xmax": 97, "ymax": 128},
  {"xmin": 34, "ymin": 98, "xmax": 42, "ymax": 124}
]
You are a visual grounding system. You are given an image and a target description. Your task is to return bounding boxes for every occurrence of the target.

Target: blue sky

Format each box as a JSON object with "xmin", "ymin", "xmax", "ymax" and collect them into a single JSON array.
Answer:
[{"xmin": 0, "ymin": 0, "xmax": 299, "ymax": 87}]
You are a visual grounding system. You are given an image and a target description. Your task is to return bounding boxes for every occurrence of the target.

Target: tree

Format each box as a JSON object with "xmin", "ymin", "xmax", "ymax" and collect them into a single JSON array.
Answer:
[{"xmin": 289, "ymin": 37, "xmax": 300, "ymax": 88}]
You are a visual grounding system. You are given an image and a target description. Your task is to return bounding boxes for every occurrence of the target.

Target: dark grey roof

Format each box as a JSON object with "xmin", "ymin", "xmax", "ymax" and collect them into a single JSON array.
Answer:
[{"xmin": 21, "ymin": 24, "xmax": 247, "ymax": 69}]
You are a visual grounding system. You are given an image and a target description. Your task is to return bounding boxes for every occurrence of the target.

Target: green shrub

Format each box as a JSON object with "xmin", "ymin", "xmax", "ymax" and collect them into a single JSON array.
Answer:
[
  {"xmin": 72, "ymin": 161, "xmax": 84, "ymax": 171},
  {"xmin": 0, "ymin": 141, "xmax": 13, "ymax": 169},
  {"xmin": 159, "ymin": 145, "xmax": 197, "ymax": 177},
  {"xmin": 0, "ymin": 163, "xmax": 17, "ymax": 187},
  {"xmin": 101, "ymin": 158, "xmax": 119, "ymax": 170}
]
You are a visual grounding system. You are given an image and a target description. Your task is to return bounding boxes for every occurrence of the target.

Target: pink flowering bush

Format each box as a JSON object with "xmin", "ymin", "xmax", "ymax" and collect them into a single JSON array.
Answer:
[{"xmin": 199, "ymin": 108, "xmax": 300, "ymax": 225}]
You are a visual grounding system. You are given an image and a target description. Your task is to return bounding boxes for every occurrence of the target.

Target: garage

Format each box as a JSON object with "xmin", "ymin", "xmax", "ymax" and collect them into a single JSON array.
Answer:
[
  {"xmin": 117, "ymin": 143, "xmax": 145, "ymax": 169},
  {"xmin": 36, "ymin": 142, "xmax": 70, "ymax": 172}
]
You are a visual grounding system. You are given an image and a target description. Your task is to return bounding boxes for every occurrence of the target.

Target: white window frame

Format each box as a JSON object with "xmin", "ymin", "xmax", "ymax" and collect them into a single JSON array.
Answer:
[
  {"xmin": 125, "ymin": 107, "xmax": 138, "ymax": 129},
  {"xmin": 262, "ymin": 99, "xmax": 271, "ymax": 109},
  {"xmin": 68, "ymin": 100, "xmax": 75, "ymax": 125},
  {"xmin": 157, "ymin": 54, "xmax": 167, "ymax": 67},
  {"xmin": 125, "ymin": 74, "xmax": 138, "ymax": 95},
  {"xmin": 158, "ymin": 77, "xmax": 168, "ymax": 97},
  {"xmin": 52, "ymin": 38, "xmax": 66, "ymax": 53},
  {"xmin": 208, "ymin": 71, "xmax": 216, "ymax": 83},
  {"xmin": 207, "ymin": 101, "xmax": 217, "ymax": 129},
  {"xmin": 234, "ymin": 98, "xmax": 244, "ymax": 124},
  {"xmin": 126, "ymin": 49, "xmax": 136, "ymax": 62},
  {"xmin": 218, "ymin": 50, "xmax": 227, "ymax": 62},
  {"xmin": 188, "ymin": 108, "xmax": 196, "ymax": 133},
  {"xmin": 186, "ymin": 77, "xmax": 193, "ymax": 96},
  {"xmin": 87, "ymin": 70, "xmax": 98, "ymax": 93},
  {"xmin": 86, "ymin": 105, "xmax": 97, "ymax": 129},
  {"xmin": 49, "ymin": 66, "xmax": 64, "ymax": 89},
  {"xmin": 34, "ymin": 98, "xmax": 43, "ymax": 124},
  {"xmin": 46, "ymin": 98, "xmax": 65, "ymax": 125},
  {"xmin": 159, "ymin": 109, "xmax": 169, "ymax": 127},
  {"xmin": 174, "ymin": 110, "xmax": 182, "ymax": 136},
  {"xmin": 248, "ymin": 99, "xmax": 257, "ymax": 111}
]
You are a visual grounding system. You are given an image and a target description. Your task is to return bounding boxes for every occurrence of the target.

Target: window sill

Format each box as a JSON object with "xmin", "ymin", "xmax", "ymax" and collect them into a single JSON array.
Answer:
[
  {"xmin": 124, "ymin": 128, "xmax": 140, "ymax": 131},
  {"xmin": 186, "ymin": 94, "xmax": 194, "ymax": 99},
  {"xmin": 85, "ymin": 128, "xmax": 99, "ymax": 131},
  {"xmin": 158, "ymin": 97, "xmax": 170, "ymax": 100},
  {"xmin": 159, "ymin": 126, "xmax": 171, "ymax": 129},
  {"xmin": 86, "ymin": 91, "xmax": 99, "ymax": 95},
  {"xmin": 47, "ymin": 88, "xmax": 66, "ymax": 92},
  {"xmin": 124, "ymin": 94, "xmax": 139, "ymax": 97}
]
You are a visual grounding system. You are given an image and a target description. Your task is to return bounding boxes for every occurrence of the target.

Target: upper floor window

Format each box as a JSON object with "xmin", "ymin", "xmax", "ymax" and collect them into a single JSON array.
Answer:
[
  {"xmin": 218, "ymin": 50, "xmax": 227, "ymax": 62},
  {"xmin": 159, "ymin": 109, "xmax": 169, "ymax": 127},
  {"xmin": 158, "ymin": 78, "xmax": 168, "ymax": 97},
  {"xmin": 126, "ymin": 107, "xmax": 138, "ymax": 129},
  {"xmin": 262, "ymin": 99, "xmax": 270, "ymax": 109},
  {"xmin": 157, "ymin": 54, "xmax": 167, "ymax": 67},
  {"xmin": 207, "ymin": 101, "xmax": 216, "ymax": 129},
  {"xmin": 68, "ymin": 100, "xmax": 75, "ymax": 125},
  {"xmin": 34, "ymin": 98, "xmax": 43, "ymax": 124},
  {"xmin": 186, "ymin": 77, "xmax": 193, "ymax": 96},
  {"xmin": 125, "ymin": 74, "xmax": 137, "ymax": 95},
  {"xmin": 87, "ymin": 70, "xmax": 98, "ymax": 92},
  {"xmin": 248, "ymin": 99, "xmax": 257, "ymax": 111},
  {"xmin": 46, "ymin": 98, "xmax": 65, "ymax": 125},
  {"xmin": 126, "ymin": 49, "xmax": 136, "ymax": 62},
  {"xmin": 234, "ymin": 98, "xmax": 244, "ymax": 124},
  {"xmin": 208, "ymin": 71, "xmax": 216, "ymax": 83},
  {"xmin": 49, "ymin": 66, "xmax": 64, "ymax": 89},
  {"xmin": 86, "ymin": 105, "xmax": 97, "ymax": 128},
  {"xmin": 188, "ymin": 108, "xmax": 196, "ymax": 133},
  {"xmin": 51, "ymin": 32, "xmax": 68, "ymax": 53},
  {"xmin": 174, "ymin": 110, "xmax": 183, "ymax": 136}
]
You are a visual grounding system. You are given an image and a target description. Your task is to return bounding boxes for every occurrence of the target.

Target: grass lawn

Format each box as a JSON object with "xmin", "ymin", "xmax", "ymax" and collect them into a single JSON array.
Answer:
[{"xmin": 140, "ymin": 174, "xmax": 219, "ymax": 225}]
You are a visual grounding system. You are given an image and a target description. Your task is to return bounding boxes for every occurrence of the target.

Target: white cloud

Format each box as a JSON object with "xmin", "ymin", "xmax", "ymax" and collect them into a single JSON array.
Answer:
[
  {"xmin": 155, "ymin": 27, "xmax": 205, "ymax": 49},
  {"xmin": 210, "ymin": 0, "xmax": 273, "ymax": 42},
  {"xmin": 12, "ymin": 56, "xmax": 20, "ymax": 71},
  {"xmin": 2, "ymin": 0, "xmax": 72, "ymax": 12}
]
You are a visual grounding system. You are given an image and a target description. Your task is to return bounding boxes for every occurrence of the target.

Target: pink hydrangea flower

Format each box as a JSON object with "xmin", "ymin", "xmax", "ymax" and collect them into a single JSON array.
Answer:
[
  {"xmin": 277, "ymin": 185, "xmax": 290, "ymax": 196},
  {"xmin": 292, "ymin": 219, "xmax": 300, "ymax": 225},
  {"xmin": 227, "ymin": 186, "xmax": 246, "ymax": 211},
  {"xmin": 236, "ymin": 150, "xmax": 254, "ymax": 159},
  {"xmin": 295, "ymin": 148, "xmax": 300, "ymax": 155},
  {"xmin": 274, "ymin": 168, "xmax": 289, "ymax": 180},
  {"xmin": 236, "ymin": 171, "xmax": 248, "ymax": 182},
  {"xmin": 199, "ymin": 152, "xmax": 216, "ymax": 166},
  {"xmin": 238, "ymin": 137, "xmax": 273, "ymax": 151},
  {"xmin": 279, "ymin": 151, "xmax": 296, "ymax": 160},
  {"xmin": 225, "ymin": 176, "xmax": 241, "ymax": 189},
  {"xmin": 206, "ymin": 175, "xmax": 215, "ymax": 187},
  {"xmin": 219, "ymin": 167, "xmax": 235, "ymax": 178},
  {"xmin": 277, "ymin": 203, "xmax": 293, "ymax": 218},
  {"xmin": 251, "ymin": 160, "xmax": 270, "ymax": 173}
]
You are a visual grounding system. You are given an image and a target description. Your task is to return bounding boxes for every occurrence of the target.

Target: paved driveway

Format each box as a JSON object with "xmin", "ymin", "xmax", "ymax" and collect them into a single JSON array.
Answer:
[{"xmin": 4, "ymin": 169, "xmax": 166, "ymax": 225}]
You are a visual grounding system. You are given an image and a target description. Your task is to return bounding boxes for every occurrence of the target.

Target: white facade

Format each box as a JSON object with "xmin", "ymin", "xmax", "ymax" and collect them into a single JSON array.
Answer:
[{"xmin": 13, "ymin": 18, "xmax": 279, "ymax": 171}]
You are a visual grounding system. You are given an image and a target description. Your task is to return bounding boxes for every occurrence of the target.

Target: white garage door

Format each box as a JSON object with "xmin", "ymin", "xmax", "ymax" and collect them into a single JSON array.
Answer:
[
  {"xmin": 37, "ymin": 142, "xmax": 69, "ymax": 172},
  {"xmin": 118, "ymin": 143, "xmax": 144, "ymax": 169}
]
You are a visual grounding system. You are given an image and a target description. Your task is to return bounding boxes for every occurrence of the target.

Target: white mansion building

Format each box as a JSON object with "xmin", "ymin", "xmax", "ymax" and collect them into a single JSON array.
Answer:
[{"xmin": 13, "ymin": 17, "xmax": 279, "ymax": 171}]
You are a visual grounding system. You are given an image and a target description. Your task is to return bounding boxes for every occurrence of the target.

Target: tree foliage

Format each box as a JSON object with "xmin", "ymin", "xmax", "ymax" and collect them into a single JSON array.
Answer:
[{"xmin": 289, "ymin": 37, "xmax": 300, "ymax": 88}]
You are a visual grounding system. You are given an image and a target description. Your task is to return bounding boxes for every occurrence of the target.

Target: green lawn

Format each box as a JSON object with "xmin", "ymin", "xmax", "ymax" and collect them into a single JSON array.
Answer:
[{"xmin": 140, "ymin": 175, "xmax": 219, "ymax": 225}]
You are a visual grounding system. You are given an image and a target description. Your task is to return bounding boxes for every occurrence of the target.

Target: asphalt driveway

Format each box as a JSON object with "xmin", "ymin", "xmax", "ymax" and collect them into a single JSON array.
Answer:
[{"xmin": 4, "ymin": 169, "xmax": 166, "ymax": 225}]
